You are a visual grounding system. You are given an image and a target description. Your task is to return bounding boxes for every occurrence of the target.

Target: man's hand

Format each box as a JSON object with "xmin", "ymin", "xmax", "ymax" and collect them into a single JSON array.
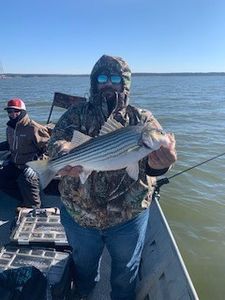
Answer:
[
  {"xmin": 148, "ymin": 133, "xmax": 177, "ymax": 170},
  {"xmin": 58, "ymin": 141, "xmax": 73, "ymax": 156},
  {"xmin": 57, "ymin": 165, "xmax": 83, "ymax": 177}
]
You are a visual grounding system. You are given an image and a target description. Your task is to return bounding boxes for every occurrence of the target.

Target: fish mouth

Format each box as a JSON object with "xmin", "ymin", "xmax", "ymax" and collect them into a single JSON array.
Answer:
[
  {"xmin": 142, "ymin": 138, "xmax": 155, "ymax": 149},
  {"xmin": 141, "ymin": 128, "xmax": 167, "ymax": 150}
]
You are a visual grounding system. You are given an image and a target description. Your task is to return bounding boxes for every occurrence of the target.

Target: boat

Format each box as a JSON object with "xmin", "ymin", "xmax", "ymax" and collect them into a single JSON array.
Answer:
[
  {"xmin": 0, "ymin": 92, "xmax": 199, "ymax": 299},
  {"xmin": 0, "ymin": 60, "xmax": 10, "ymax": 79}
]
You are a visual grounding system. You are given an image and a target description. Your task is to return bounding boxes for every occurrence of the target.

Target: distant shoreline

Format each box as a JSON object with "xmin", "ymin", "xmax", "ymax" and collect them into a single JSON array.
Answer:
[{"xmin": 2, "ymin": 72, "xmax": 225, "ymax": 77}]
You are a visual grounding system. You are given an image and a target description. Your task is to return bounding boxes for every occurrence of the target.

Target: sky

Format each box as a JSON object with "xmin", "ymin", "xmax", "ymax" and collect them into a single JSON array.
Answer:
[{"xmin": 0, "ymin": 0, "xmax": 225, "ymax": 74}]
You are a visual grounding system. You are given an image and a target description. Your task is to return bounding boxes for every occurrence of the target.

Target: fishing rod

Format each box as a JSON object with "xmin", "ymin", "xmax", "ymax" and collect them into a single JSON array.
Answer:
[
  {"xmin": 168, "ymin": 151, "xmax": 225, "ymax": 180},
  {"xmin": 153, "ymin": 151, "xmax": 225, "ymax": 198}
]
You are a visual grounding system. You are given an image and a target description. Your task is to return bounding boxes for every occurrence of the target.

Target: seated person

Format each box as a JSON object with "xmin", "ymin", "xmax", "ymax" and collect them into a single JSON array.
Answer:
[{"xmin": 0, "ymin": 98, "xmax": 50, "ymax": 208}]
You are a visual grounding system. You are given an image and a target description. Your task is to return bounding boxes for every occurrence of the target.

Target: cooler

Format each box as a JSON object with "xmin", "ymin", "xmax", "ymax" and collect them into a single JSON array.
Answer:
[{"xmin": 0, "ymin": 245, "xmax": 73, "ymax": 300}]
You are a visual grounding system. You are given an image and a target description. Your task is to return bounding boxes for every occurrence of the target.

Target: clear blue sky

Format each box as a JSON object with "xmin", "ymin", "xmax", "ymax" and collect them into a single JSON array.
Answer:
[{"xmin": 1, "ymin": 0, "xmax": 225, "ymax": 74}]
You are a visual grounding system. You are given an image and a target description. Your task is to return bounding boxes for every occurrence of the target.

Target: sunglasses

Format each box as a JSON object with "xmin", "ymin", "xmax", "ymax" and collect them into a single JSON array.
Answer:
[
  {"xmin": 97, "ymin": 74, "xmax": 122, "ymax": 84},
  {"xmin": 7, "ymin": 108, "xmax": 21, "ymax": 113}
]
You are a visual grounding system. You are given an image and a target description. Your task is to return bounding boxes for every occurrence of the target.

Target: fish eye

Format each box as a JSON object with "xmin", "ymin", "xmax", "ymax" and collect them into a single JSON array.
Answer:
[{"xmin": 159, "ymin": 130, "xmax": 165, "ymax": 135}]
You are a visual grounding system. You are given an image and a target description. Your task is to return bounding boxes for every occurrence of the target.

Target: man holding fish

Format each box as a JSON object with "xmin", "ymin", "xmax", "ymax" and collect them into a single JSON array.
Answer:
[{"xmin": 29, "ymin": 55, "xmax": 176, "ymax": 299}]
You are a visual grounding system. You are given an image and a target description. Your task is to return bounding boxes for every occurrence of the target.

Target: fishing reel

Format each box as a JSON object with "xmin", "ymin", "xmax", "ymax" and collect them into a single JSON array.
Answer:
[{"xmin": 152, "ymin": 177, "xmax": 170, "ymax": 201}]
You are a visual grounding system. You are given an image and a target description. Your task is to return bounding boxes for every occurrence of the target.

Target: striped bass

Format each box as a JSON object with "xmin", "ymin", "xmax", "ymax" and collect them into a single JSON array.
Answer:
[{"xmin": 27, "ymin": 119, "xmax": 170, "ymax": 189}]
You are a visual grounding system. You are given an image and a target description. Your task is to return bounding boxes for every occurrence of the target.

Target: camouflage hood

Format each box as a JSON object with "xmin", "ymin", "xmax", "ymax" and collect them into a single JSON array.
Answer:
[{"xmin": 89, "ymin": 55, "xmax": 131, "ymax": 108}]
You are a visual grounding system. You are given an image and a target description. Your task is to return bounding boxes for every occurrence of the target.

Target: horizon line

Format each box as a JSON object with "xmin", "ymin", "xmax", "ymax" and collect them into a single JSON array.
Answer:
[{"xmin": 2, "ymin": 71, "xmax": 225, "ymax": 77}]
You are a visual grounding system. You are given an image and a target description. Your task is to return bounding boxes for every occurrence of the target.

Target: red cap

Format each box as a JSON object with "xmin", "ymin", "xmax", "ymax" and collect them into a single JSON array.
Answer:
[{"xmin": 4, "ymin": 98, "xmax": 26, "ymax": 111}]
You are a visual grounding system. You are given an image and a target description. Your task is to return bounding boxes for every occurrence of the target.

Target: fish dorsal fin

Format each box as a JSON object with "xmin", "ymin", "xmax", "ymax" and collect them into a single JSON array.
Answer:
[
  {"xmin": 71, "ymin": 130, "xmax": 92, "ymax": 147},
  {"xmin": 99, "ymin": 118, "xmax": 123, "ymax": 136}
]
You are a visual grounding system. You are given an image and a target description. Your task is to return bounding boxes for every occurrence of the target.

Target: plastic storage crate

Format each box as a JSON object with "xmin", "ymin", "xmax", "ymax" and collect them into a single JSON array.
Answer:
[{"xmin": 10, "ymin": 208, "xmax": 69, "ymax": 249}]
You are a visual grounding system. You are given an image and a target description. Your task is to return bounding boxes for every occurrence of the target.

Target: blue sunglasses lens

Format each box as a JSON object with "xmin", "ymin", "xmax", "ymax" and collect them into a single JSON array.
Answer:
[
  {"xmin": 111, "ymin": 75, "xmax": 122, "ymax": 84},
  {"xmin": 97, "ymin": 74, "xmax": 108, "ymax": 84},
  {"xmin": 97, "ymin": 74, "xmax": 122, "ymax": 84}
]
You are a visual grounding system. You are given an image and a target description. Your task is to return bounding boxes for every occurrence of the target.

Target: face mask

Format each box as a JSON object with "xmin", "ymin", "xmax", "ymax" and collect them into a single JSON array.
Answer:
[{"xmin": 99, "ymin": 87, "xmax": 118, "ymax": 114}]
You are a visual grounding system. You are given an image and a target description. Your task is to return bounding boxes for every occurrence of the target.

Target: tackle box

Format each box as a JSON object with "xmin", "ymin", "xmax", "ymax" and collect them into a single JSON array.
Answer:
[
  {"xmin": 0, "ymin": 245, "xmax": 73, "ymax": 300},
  {"xmin": 10, "ymin": 208, "xmax": 69, "ymax": 249}
]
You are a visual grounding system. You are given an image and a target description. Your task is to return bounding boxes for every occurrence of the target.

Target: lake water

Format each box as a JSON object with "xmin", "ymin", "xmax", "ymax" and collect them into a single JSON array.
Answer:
[{"xmin": 1, "ymin": 74, "xmax": 225, "ymax": 299}]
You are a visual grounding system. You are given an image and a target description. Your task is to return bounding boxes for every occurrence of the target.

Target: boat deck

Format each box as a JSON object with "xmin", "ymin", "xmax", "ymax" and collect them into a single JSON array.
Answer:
[
  {"xmin": 0, "ymin": 190, "xmax": 198, "ymax": 300},
  {"xmin": 0, "ymin": 191, "xmax": 111, "ymax": 299}
]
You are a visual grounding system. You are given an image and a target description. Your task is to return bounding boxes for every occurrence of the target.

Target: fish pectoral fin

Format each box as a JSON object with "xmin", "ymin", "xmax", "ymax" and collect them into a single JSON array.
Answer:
[
  {"xmin": 71, "ymin": 130, "xmax": 92, "ymax": 147},
  {"xmin": 126, "ymin": 163, "xmax": 139, "ymax": 181},
  {"xmin": 79, "ymin": 169, "xmax": 93, "ymax": 184},
  {"xmin": 127, "ymin": 145, "xmax": 141, "ymax": 152}
]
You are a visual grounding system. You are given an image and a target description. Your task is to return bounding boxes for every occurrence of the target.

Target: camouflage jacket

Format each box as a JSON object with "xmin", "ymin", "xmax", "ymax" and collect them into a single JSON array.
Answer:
[
  {"xmin": 48, "ymin": 55, "xmax": 163, "ymax": 229},
  {"xmin": 48, "ymin": 103, "xmax": 163, "ymax": 228}
]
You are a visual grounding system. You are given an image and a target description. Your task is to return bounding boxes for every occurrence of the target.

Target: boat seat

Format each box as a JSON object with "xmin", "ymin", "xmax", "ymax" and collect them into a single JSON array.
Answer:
[
  {"xmin": 44, "ymin": 92, "xmax": 87, "ymax": 195},
  {"xmin": 46, "ymin": 92, "xmax": 86, "ymax": 124}
]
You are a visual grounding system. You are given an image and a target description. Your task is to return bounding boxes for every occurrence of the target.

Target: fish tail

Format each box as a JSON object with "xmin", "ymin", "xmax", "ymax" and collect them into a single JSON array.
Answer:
[{"xmin": 26, "ymin": 159, "xmax": 56, "ymax": 189}]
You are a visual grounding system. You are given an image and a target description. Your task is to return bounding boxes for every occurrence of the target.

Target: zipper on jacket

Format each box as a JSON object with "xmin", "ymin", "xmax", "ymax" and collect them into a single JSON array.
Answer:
[{"xmin": 13, "ymin": 124, "xmax": 19, "ymax": 163}]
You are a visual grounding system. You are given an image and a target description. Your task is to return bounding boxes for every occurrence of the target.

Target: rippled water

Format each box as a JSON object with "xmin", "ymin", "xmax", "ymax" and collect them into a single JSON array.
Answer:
[{"xmin": 1, "ymin": 74, "xmax": 225, "ymax": 299}]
